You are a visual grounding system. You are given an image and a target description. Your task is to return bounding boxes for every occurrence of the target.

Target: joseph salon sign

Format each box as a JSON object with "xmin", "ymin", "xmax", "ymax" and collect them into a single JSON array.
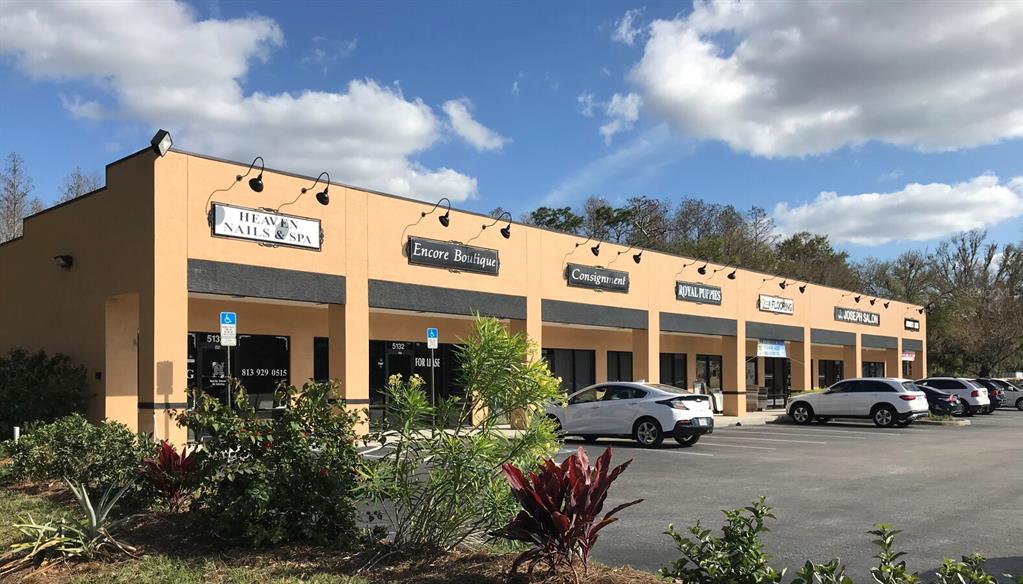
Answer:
[
  {"xmin": 211, "ymin": 203, "xmax": 322, "ymax": 250},
  {"xmin": 835, "ymin": 306, "xmax": 880, "ymax": 327}
]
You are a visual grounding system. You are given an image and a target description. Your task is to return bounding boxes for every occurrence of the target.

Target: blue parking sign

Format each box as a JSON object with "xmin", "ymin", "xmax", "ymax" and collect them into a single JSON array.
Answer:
[
  {"xmin": 220, "ymin": 312, "xmax": 236, "ymax": 325},
  {"xmin": 426, "ymin": 327, "xmax": 438, "ymax": 339}
]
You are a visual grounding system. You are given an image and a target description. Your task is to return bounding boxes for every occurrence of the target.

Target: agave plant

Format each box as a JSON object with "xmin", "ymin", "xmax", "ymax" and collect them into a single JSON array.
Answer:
[
  {"xmin": 491, "ymin": 446, "xmax": 642, "ymax": 582},
  {"xmin": 0, "ymin": 480, "xmax": 135, "ymax": 576},
  {"xmin": 141, "ymin": 440, "xmax": 197, "ymax": 512}
]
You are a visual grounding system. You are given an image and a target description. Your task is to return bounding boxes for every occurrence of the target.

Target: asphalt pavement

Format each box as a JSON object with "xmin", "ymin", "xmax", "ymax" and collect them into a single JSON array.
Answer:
[{"xmin": 568, "ymin": 410, "xmax": 1023, "ymax": 579}]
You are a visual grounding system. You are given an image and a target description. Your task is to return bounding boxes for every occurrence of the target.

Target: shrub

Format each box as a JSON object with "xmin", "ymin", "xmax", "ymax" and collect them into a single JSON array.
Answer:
[
  {"xmin": 7, "ymin": 414, "xmax": 157, "ymax": 509},
  {"xmin": 175, "ymin": 380, "xmax": 360, "ymax": 546},
  {"xmin": 358, "ymin": 316, "xmax": 563, "ymax": 553},
  {"xmin": 141, "ymin": 441, "xmax": 197, "ymax": 513},
  {"xmin": 492, "ymin": 446, "xmax": 642, "ymax": 581},
  {"xmin": 0, "ymin": 349, "xmax": 88, "ymax": 437},
  {"xmin": 660, "ymin": 496, "xmax": 785, "ymax": 584}
]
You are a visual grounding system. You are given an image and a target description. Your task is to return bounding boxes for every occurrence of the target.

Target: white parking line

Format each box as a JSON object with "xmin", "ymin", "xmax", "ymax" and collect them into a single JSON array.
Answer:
[
  {"xmin": 699, "ymin": 442, "xmax": 776, "ymax": 450},
  {"xmin": 761, "ymin": 426, "xmax": 905, "ymax": 436},
  {"xmin": 719, "ymin": 429, "xmax": 871, "ymax": 440},
  {"xmin": 708, "ymin": 435, "xmax": 828, "ymax": 444}
]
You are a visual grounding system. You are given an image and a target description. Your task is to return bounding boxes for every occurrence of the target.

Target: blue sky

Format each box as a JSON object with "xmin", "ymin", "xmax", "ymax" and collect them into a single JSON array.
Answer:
[{"xmin": 1, "ymin": 0, "xmax": 1021, "ymax": 260}]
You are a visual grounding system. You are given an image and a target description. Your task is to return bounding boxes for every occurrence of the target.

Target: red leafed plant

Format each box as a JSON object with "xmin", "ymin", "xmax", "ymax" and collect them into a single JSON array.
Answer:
[
  {"xmin": 141, "ymin": 440, "xmax": 197, "ymax": 513},
  {"xmin": 492, "ymin": 446, "xmax": 642, "ymax": 581}
]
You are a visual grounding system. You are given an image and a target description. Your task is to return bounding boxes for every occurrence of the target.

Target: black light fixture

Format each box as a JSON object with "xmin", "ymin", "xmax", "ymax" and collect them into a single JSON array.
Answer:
[
  {"xmin": 711, "ymin": 264, "xmax": 735, "ymax": 280},
  {"xmin": 884, "ymin": 301, "xmax": 890, "ymax": 308},
  {"xmin": 697, "ymin": 263, "xmax": 707, "ymax": 275},
  {"xmin": 421, "ymin": 197, "xmax": 451, "ymax": 227},
  {"xmin": 277, "ymin": 171, "xmax": 330, "ymax": 211},
  {"xmin": 632, "ymin": 251, "xmax": 642, "ymax": 264},
  {"xmin": 53, "ymin": 255, "xmax": 73, "ymax": 269},
  {"xmin": 150, "ymin": 129, "xmax": 172, "ymax": 157},
  {"xmin": 869, "ymin": 298, "xmax": 876, "ymax": 306},
  {"xmin": 779, "ymin": 280, "xmax": 788, "ymax": 290},
  {"xmin": 591, "ymin": 242, "xmax": 601, "ymax": 256},
  {"xmin": 917, "ymin": 307, "xmax": 925, "ymax": 314},
  {"xmin": 613, "ymin": 244, "xmax": 643, "ymax": 265},
  {"xmin": 235, "ymin": 156, "xmax": 265, "ymax": 193},
  {"xmin": 854, "ymin": 295, "xmax": 861, "ymax": 303},
  {"xmin": 727, "ymin": 269, "xmax": 737, "ymax": 280},
  {"xmin": 467, "ymin": 211, "xmax": 512, "ymax": 244}
]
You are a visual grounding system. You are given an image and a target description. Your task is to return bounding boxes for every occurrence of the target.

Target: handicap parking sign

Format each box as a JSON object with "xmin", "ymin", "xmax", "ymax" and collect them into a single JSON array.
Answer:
[
  {"xmin": 220, "ymin": 312, "xmax": 236, "ymax": 325},
  {"xmin": 426, "ymin": 327, "xmax": 438, "ymax": 349}
]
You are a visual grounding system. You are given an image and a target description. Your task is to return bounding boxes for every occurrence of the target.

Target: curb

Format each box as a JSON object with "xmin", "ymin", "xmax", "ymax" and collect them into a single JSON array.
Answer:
[{"xmin": 915, "ymin": 418, "xmax": 971, "ymax": 426}]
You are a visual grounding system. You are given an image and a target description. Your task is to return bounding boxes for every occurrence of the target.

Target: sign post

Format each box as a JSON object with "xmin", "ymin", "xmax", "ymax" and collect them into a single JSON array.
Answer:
[
  {"xmin": 426, "ymin": 328, "xmax": 438, "ymax": 410},
  {"xmin": 220, "ymin": 312, "xmax": 237, "ymax": 409}
]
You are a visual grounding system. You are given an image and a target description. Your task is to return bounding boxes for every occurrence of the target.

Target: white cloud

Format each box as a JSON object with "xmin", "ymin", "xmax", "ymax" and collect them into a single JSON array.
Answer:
[
  {"xmin": 630, "ymin": 0, "xmax": 1023, "ymax": 157},
  {"xmin": 773, "ymin": 174, "xmax": 1023, "ymax": 246},
  {"xmin": 442, "ymin": 98, "xmax": 509, "ymax": 152},
  {"xmin": 577, "ymin": 92, "xmax": 596, "ymax": 117},
  {"xmin": 599, "ymin": 92, "xmax": 642, "ymax": 144},
  {"xmin": 612, "ymin": 8, "xmax": 645, "ymax": 46},
  {"xmin": 301, "ymin": 36, "xmax": 357, "ymax": 74},
  {"xmin": 511, "ymin": 80, "xmax": 520, "ymax": 96},
  {"xmin": 0, "ymin": 0, "xmax": 480, "ymax": 201},
  {"xmin": 877, "ymin": 169, "xmax": 903, "ymax": 183}
]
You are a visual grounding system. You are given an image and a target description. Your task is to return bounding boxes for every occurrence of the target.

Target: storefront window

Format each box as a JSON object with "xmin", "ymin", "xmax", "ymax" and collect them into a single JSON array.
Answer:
[
  {"xmin": 695, "ymin": 354, "xmax": 722, "ymax": 391},
  {"xmin": 187, "ymin": 332, "xmax": 290, "ymax": 410},
  {"xmin": 818, "ymin": 359, "xmax": 844, "ymax": 387},
  {"xmin": 746, "ymin": 357, "xmax": 758, "ymax": 388},
  {"xmin": 659, "ymin": 353, "xmax": 687, "ymax": 389},
  {"xmin": 863, "ymin": 361, "xmax": 885, "ymax": 377},
  {"xmin": 607, "ymin": 351, "xmax": 633, "ymax": 382},
  {"xmin": 313, "ymin": 337, "xmax": 329, "ymax": 382},
  {"xmin": 368, "ymin": 340, "xmax": 466, "ymax": 428},
  {"xmin": 542, "ymin": 348, "xmax": 595, "ymax": 392},
  {"xmin": 901, "ymin": 360, "xmax": 912, "ymax": 378}
]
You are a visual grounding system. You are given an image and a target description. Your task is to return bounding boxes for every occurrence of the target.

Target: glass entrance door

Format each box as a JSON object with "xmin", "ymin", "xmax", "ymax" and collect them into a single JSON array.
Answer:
[{"xmin": 763, "ymin": 357, "xmax": 791, "ymax": 409}]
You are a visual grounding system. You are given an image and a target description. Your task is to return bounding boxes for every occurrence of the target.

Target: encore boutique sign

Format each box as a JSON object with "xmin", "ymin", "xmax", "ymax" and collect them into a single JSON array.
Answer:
[
  {"xmin": 211, "ymin": 203, "xmax": 322, "ymax": 250},
  {"xmin": 676, "ymin": 281, "xmax": 722, "ymax": 305},
  {"xmin": 406, "ymin": 236, "xmax": 500, "ymax": 275},
  {"xmin": 758, "ymin": 294, "xmax": 794, "ymax": 315},
  {"xmin": 566, "ymin": 263, "xmax": 630, "ymax": 293},
  {"xmin": 835, "ymin": 306, "xmax": 880, "ymax": 327}
]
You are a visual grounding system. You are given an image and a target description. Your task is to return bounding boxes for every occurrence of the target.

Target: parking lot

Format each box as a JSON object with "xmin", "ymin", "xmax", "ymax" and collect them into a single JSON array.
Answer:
[{"xmin": 569, "ymin": 410, "xmax": 1023, "ymax": 578}]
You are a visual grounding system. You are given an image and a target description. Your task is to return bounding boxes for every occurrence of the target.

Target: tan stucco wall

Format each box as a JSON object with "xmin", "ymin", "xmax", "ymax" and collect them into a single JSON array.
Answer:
[{"xmin": 0, "ymin": 148, "xmax": 928, "ymax": 439}]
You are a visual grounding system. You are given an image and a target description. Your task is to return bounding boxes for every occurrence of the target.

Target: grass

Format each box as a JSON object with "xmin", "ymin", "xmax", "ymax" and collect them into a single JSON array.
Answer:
[
  {"xmin": 65, "ymin": 556, "xmax": 369, "ymax": 584},
  {"xmin": 925, "ymin": 413, "xmax": 955, "ymax": 421},
  {"xmin": 0, "ymin": 482, "xmax": 67, "ymax": 548}
]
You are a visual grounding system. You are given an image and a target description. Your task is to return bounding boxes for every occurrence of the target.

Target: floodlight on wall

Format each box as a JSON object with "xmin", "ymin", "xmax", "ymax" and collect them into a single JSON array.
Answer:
[
  {"xmin": 711, "ymin": 264, "xmax": 736, "ymax": 280},
  {"xmin": 150, "ymin": 129, "xmax": 172, "ymax": 157},
  {"xmin": 465, "ymin": 211, "xmax": 512, "ymax": 245},
  {"xmin": 869, "ymin": 298, "xmax": 876, "ymax": 305},
  {"xmin": 591, "ymin": 242, "xmax": 601, "ymax": 256},
  {"xmin": 277, "ymin": 171, "xmax": 330, "ymax": 212},
  {"xmin": 610, "ymin": 243, "xmax": 643, "ymax": 265},
  {"xmin": 883, "ymin": 301, "xmax": 890, "ymax": 308},
  {"xmin": 779, "ymin": 280, "xmax": 789, "ymax": 290},
  {"xmin": 53, "ymin": 255, "xmax": 73, "ymax": 269},
  {"xmin": 235, "ymin": 156, "xmax": 265, "ymax": 193},
  {"xmin": 728, "ymin": 270, "xmax": 737, "ymax": 280}
]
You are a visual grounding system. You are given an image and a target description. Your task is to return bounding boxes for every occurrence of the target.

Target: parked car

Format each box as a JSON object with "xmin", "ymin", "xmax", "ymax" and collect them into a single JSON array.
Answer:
[
  {"xmin": 916, "ymin": 385, "xmax": 965, "ymax": 417},
  {"xmin": 993, "ymin": 379, "xmax": 1023, "ymax": 410},
  {"xmin": 786, "ymin": 378, "xmax": 929, "ymax": 428},
  {"xmin": 915, "ymin": 377, "xmax": 991, "ymax": 416},
  {"xmin": 971, "ymin": 379, "xmax": 1005, "ymax": 413},
  {"xmin": 545, "ymin": 382, "xmax": 714, "ymax": 448}
]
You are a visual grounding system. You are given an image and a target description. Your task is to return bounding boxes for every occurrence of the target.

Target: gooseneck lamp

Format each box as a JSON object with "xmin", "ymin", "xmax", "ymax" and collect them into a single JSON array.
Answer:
[
  {"xmin": 277, "ymin": 171, "xmax": 331, "ymax": 212},
  {"xmin": 466, "ymin": 211, "xmax": 512, "ymax": 244},
  {"xmin": 235, "ymin": 156, "xmax": 265, "ymax": 193},
  {"xmin": 421, "ymin": 198, "xmax": 451, "ymax": 227}
]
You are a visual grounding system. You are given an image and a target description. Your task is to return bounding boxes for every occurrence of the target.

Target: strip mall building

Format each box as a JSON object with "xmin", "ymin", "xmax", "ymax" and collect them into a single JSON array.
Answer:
[{"xmin": 0, "ymin": 139, "xmax": 927, "ymax": 443}]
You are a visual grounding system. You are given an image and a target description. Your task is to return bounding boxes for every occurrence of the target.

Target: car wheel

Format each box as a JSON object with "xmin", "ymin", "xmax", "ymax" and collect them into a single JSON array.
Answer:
[
  {"xmin": 960, "ymin": 399, "xmax": 974, "ymax": 416},
  {"xmin": 872, "ymin": 404, "xmax": 897, "ymax": 428},
  {"xmin": 1016, "ymin": 398, "xmax": 1023, "ymax": 411},
  {"xmin": 981, "ymin": 405, "xmax": 994, "ymax": 415},
  {"xmin": 582, "ymin": 435, "xmax": 599, "ymax": 443},
  {"xmin": 633, "ymin": 417, "xmax": 664, "ymax": 448},
  {"xmin": 674, "ymin": 434, "xmax": 700, "ymax": 447},
  {"xmin": 815, "ymin": 417, "xmax": 831, "ymax": 424},
  {"xmin": 546, "ymin": 414, "xmax": 564, "ymax": 436},
  {"xmin": 790, "ymin": 402, "xmax": 814, "ymax": 424}
]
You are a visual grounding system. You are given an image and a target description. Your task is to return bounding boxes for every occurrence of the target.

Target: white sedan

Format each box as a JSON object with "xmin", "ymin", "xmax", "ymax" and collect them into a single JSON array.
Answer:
[
  {"xmin": 787, "ymin": 377, "xmax": 929, "ymax": 428},
  {"xmin": 545, "ymin": 382, "xmax": 714, "ymax": 448}
]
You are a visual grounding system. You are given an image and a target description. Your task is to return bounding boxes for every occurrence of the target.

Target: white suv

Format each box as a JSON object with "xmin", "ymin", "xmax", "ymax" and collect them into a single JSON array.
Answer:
[
  {"xmin": 916, "ymin": 377, "xmax": 991, "ymax": 416},
  {"xmin": 786, "ymin": 378, "xmax": 929, "ymax": 427},
  {"xmin": 545, "ymin": 382, "xmax": 714, "ymax": 448}
]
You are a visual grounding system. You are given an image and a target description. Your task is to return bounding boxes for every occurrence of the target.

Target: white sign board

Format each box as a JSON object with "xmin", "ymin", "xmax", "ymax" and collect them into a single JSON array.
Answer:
[
  {"xmin": 212, "ymin": 203, "xmax": 322, "ymax": 250},
  {"xmin": 901, "ymin": 351, "xmax": 916, "ymax": 362},
  {"xmin": 426, "ymin": 327, "xmax": 439, "ymax": 350},
  {"xmin": 758, "ymin": 294, "xmax": 794, "ymax": 315},
  {"xmin": 220, "ymin": 311, "xmax": 237, "ymax": 347},
  {"xmin": 757, "ymin": 339, "xmax": 788, "ymax": 358}
]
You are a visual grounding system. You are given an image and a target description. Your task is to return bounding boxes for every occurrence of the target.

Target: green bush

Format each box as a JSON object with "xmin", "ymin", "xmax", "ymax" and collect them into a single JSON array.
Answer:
[
  {"xmin": 175, "ymin": 380, "xmax": 361, "ymax": 546},
  {"xmin": 6, "ymin": 414, "xmax": 157, "ymax": 509},
  {"xmin": 359, "ymin": 316, "xmax": 562, "ymax": 553},
  {"xmin": 0, "ymin": 348, "xmax": 88, "ymax": 437}
]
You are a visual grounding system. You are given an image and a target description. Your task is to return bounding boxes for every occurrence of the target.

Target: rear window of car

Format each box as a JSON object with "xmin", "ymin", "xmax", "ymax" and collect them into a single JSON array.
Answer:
[
  {"xmin": 900, "ymin": 382, "xmax": 922, "ymax": 393},
  {"xmin": 647, "ymin": 383, "xmax": 688, "ymax": 395}
]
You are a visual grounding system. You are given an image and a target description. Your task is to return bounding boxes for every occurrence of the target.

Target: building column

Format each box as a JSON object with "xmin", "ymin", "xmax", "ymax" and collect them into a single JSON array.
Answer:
[
  {"xmin": 842, "ymin": 333, "xmax": 862, "ymax": 380},
  {"xmin": 885, "ymin": 338, "xmax": 902, "ymax": 378},
  {"xmin": 686, "ymin": 351, "xmax": 697, "ymax": 391},
  {"xmin": 104, "ymin": 294, "xmax": 140, "ymax": 430},
  {"xmin": 920, "ymin": 335, "xmax": 928, "ymax": 378},
  {"xmin": 632, "ymin": 311, "xmax": 659, "ymax": 382},
  {"xmin": 341, "ymin": 189, "xmax": 370, "ymax": 434},
  {"xmin": 722, "ymin": 320, "xmax": 747, "ymax": 416},
  {"xmin": 790, "ymin": 328, "xmax": 812, "ymax": 391}
]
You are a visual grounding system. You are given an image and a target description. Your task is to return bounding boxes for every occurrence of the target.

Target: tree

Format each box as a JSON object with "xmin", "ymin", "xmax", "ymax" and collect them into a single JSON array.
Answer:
[
  {"xmin": 523, "ymin": 206, "xmax": 583, "ymax": 234},
  {"xmin": 57, "ymin": 166, "xmax": 102, "ymax": 203},
  {"xmin": 775, "ymin": 232, "xmax": 862, "ymax": 290},
  {"xmin": 0, "ymin": 152, "xmax": 42, "ymax": 243}
]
